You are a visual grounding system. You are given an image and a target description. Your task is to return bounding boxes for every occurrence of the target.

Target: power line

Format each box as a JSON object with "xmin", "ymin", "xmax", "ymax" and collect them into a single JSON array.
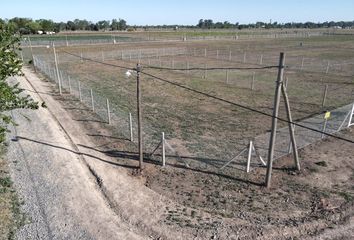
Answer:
[
  {"xmin": 141, "ymin": 70, "xmax": 354, "ymax": 144},
  {"xmin": 62, "ymin": 50, "xmax": 135, "ymax": 71},
  {"xmin": 143, "ymin": 65, "xmax": 279, "ymax": 71}
]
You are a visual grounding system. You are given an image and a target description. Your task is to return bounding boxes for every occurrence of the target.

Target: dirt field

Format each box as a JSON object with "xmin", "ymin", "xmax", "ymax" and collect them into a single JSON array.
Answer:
[
  {"xmin": 27, "ymin": 34, "xmax": 354, "ymax": 238},
  {"xmin": 44, "ymin": 74, "xmax": 354, "ymax": 239},
  {"xmin": 32, "ymin": 35, "xmax": 354, "ymax": 166}
]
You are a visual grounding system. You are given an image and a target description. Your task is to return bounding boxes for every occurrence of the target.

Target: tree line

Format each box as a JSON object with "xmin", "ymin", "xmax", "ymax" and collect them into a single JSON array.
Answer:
[
  {"xmin": 1, "ymin": 17, "xmax": 353, "ymax": 34},
  {"xmin": 196, "ymin": 19, "xmax": 354, "ymax": 30},
  {"xmin": 0, "ymin": 18, "xmax": 127, "ymax": 34}
]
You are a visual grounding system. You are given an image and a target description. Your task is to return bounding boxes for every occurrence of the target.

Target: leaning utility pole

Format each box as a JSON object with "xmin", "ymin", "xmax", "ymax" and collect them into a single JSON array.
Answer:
[
  {"xmin": 265, "ymin": 52, "xmax": 300, "ymax": 188},
  {"xmin": 136, "ymin": 64, "xmax": 143, "ymax": 170},
  {"xmin": 265, "ymin": 52, "xmax": 285, "ymax": 188}
]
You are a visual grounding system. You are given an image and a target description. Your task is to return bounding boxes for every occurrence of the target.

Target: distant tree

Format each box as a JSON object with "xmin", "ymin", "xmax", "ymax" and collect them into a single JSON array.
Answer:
[
  {"xmin": 118, "ymin": 19, "xmax": 127, "ymax": 30},
  {"xmin": 25, "ymin": 21, "xmax": 41, "ymax": 34},
  {"xmin": 97, "ymin": 20, "xmax": 110, "ymax": 30},
  {"xmin": 66, "ymin": 21, "xmax": 76, "ymax": 31},
  {"xmin": 0, "ymin": 25, "xmax": 39, "ymax": 143},
  {"xmin": 111, "ymin": 19, "xmax": 118, "ymax": 30},
  {"xmin": 37, "ymin": 19, "xmax": 55, "ymax": 32}
]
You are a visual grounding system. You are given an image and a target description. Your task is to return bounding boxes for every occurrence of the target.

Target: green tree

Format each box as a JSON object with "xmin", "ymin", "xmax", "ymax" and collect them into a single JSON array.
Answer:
[
  {"xmin": 118, "ymin": 19, "xmax": 127, "ymax": 30},
  {"xmin": 25, "ymin": 21, "xmax": 41, "ymax": 34},
  {"xmin": 0, "ymin": 25, "xmax": 39, "ymax": 143},
  {"xmin": 37, "ymin": 19, "xmax": 55, "ymax": 32}
]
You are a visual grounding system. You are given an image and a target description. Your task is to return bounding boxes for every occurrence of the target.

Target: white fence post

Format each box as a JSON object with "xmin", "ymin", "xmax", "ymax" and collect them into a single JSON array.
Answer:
[
  {"xmin": 322, "ymin": 84, "xmax": 329, "ymax": 108},
  {"xmin": 68, "ymin": 75, "xmax": 72, "ymax": 94},
  {"xmin": 229, "ymin": 50, "xmax": 232, "ymax": 61},
  {"xmin": 162, "ymin": 132, "xmax": 166, "ymax": 167},
  {"xmin": 226, "ymin": 70, "xmax": 229, "ymax": 84},
  {"xmin": 106, "ymin": 98, "xmax": 111, "ymax": 124},
  {"xmin": 204, "ymin": 63, "xmax": 207, "ymax": 79},
  {"xmin": 259, "ymin": 54, "xmax": 263, "ymax": 65},
  {"xmin": 78, "ymin": 81, "xmax": 82, "ymax": 101},
  {"xmin": 243, "ymin": 52, "xmax": 246, "ymax": 63},
  {"xmin": 247, "ymin": 141, "xmax": 253, "ymax": 173},
  {"xmin": 53, "ymin": 44, "xmax": 62, "ymax": 95},
  {"xmin": 129, "ymin": 112, "xmax": 133, "ymax": 142},
  {"xmin": 90, "ymin": 89, "xmax": 94, "ymax": 111},
  {"xmin": 325, "ymin": 61, "xmax": 330, "ymax": 74},
  {"xmin": 251, "ymin": 72, "xmax": 255, "ymax": 90}
]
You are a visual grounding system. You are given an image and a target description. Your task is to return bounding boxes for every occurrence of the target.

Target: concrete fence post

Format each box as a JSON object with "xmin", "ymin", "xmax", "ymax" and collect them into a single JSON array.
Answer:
[
  {"xmin": 106, "ymin": 98, "xmax": 111, "ymax": 124},
  {"xmin": 325, "ymin": 61, "xmax": 330, "ymax": 74},
  {"xmin": 78, "ymin": 81, "xmax": 82, "ymax": 102},
  {"xmin": 90, "ymin": 89, "xmax": 94, "ymax": 112},
  {"xmin": 129, "ymin": 112, "xmax": 133, "ymax": 142},
  {"xmin": 68, "ymin": 75, "xmax": 72, "ymax": 94},
  {"xmin": 251, "ymin": 72, "xmax": 255, "ymax": 90},
  {"xmin": 162, "ymin": 132, "xmax": 166, "ymax": 167},
  {"xmin": 247, "ymin": 141, "xmax": 253, "ymax": 173}
]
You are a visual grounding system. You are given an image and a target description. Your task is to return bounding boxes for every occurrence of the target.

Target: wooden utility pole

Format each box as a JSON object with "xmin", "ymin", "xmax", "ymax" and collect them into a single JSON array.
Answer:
[
  {"xmin": 136, "ymin": 64, "xmax": 143, "ymax": 170},
  {"xmin": 265, "ymin": 52, "xmax": 285, "ymax": 188}
]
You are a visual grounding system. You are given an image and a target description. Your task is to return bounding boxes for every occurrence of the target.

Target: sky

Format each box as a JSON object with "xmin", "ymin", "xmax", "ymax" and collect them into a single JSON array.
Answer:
[{"xmin": 0, "ymin": 0, "xmax": 353, "ymax": 25}]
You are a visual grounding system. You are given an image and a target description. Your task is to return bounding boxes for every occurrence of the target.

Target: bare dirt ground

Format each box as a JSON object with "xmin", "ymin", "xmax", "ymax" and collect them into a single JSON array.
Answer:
[{"xmin": 29, "ymin": 64, "xmax": 354, "ymax": 239}]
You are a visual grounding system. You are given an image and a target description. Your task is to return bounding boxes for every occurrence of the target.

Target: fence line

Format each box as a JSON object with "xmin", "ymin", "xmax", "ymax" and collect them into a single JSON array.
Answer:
[{"xmin": 33, "ymin": 53, "xmax": 354, "ymax": 177}]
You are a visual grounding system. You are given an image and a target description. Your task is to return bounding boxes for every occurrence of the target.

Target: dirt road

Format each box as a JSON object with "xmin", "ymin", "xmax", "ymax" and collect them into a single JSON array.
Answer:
[{"xmin": 5, "ymin": 74, "xmax": 147, "ymax": 239}]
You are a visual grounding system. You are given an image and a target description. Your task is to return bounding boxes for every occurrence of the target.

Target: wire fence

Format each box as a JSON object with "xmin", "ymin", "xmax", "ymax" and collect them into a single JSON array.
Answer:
[
  {"xmin": 21, "ymin": 31, "xmax": 327, "ymax": 47},
  {"xmin": 32, "ymin": 47, "xmax": 354, "ymax": 177}
]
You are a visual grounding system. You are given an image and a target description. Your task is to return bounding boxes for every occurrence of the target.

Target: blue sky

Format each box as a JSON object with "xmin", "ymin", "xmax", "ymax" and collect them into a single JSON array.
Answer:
[{"xmin": 1, "ymin": 0, "xmax": 353, "ymax": 25}]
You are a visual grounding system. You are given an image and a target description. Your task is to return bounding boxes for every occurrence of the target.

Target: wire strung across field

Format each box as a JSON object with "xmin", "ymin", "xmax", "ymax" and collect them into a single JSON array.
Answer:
[{"xmin": 61, "ymin": 50, "xmax": 354, "ymax": 145}]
